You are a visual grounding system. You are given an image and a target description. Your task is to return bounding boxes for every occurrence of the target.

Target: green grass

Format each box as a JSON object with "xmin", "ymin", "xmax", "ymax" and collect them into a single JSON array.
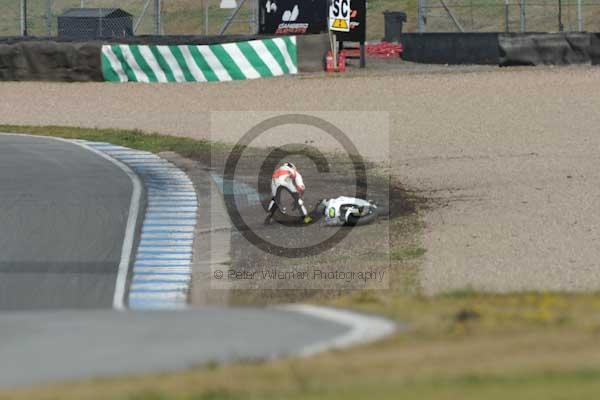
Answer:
[
  {"xmin": 114, "ymin": 370, "xmax": 600, "ymax": 400},
  {"xmin": 4, "ymin": 127, "xmax": 600, "ymax": 400},
  {"xmin": 6, "ymin": 291, "xmax": 600, "ymax": 400},
  {"xmin": 391, "ymin": 246, "xmax": 426, "ymax": 261},
  {"xmin": 0, "ymin": 125, "xmax": 228, "ymax": 158},
  {"xmin": 0, "ymin": 125, "xmax": 370, "ymax": 169}
]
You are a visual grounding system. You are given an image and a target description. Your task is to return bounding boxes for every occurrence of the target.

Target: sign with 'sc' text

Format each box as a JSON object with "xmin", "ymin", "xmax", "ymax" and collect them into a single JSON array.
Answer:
[{"xmin": 329, "ymin": 0, "xmax": 351, "ymax": 32}]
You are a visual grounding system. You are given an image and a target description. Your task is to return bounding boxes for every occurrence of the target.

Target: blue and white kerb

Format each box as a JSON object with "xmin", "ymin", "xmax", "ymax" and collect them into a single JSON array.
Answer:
[{"xmin": 75, "ymin": 140, "xmax": 196, "ymax": 309}]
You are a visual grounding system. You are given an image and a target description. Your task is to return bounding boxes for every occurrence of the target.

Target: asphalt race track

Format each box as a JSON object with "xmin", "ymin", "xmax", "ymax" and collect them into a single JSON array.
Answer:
[
  {"xmin": 0, "ymin": 134, "xmax": 396, "ymax": 388},
  {"xmin": 0, "ymin": 135, "xmax": 133, "ymax": 310},
  {"xmin": 0, "ymin": 308, "xmax": 349, "ymax": 388}
]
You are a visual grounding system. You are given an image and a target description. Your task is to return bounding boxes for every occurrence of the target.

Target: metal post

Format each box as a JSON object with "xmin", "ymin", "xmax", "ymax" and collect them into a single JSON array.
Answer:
[
  {"xmin": 20, "ymin": 0, "xmax": 24, "ymax": 35},
  {"xmin": 439, "ymin": 0, "xmax": 464, "ymax": 32},
  {"xmin": 205, "ymin": 0, "xmax": 209, "ymax": 35},
  {"xmin": 504, "ymin": 0, "xmax": 509, "ymax": 32},
  {"xmin": 470, "ymin": 0, "xmax": 474, "ymax": 30},
  {"xmin": 360, "ymin": 42, "xmax": 366, "ymax": 68},
  {"xmin": 46, "ymin": 0, "xmax": 52, "ymax": 36},
  {"xmin": 558, "ymin": 0, "xmax": 564, "ymax": 31},
  {"xmin": 218, "ymin": 0, "xmax": 248, "ymax": 35},
  {"xmin": 247, "ymin": 0, "xmax": 252, "ymax": 33},
  {"xmin": 332, "ymin": 33, "xmax": 337, "ymax": 69},
  {"xmin": 134, "ymin": 0, "xmax": 152, "ymax": 33},
  {"xmin": 155, "ymin": 0, "xmax": 161, "ymax": 35},
  {"xmin": 251, "ymin": 0, "xmax": 258, "ymax": 33},
  {"xmin": 418, "ymin": 0, "xmax": 426, "ymax": 33},
  {"xmin": 520, "ymin": 0, "xmax": 526, "ymax": 32},
  {"xmin": 21, "ymin": 0, "xmax": 28, "ymax": 36},
  {"xmin": 577, "ymin": 0, "xmax": 583, "ymax": 31}
]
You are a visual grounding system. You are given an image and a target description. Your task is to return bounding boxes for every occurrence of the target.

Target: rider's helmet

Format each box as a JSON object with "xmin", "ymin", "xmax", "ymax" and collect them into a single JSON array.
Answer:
[{"xmin": 283, "ymin": 161, "xmax": 296, "ymax": 170}]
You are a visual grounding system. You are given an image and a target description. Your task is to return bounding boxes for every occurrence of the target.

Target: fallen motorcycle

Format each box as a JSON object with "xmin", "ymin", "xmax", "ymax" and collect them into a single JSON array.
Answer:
[
  {"xmin": 266, "ymin": 187, "xmax": 379, "ymax": 226},
  {"xmin": 316, "ymin": 196, "xmax": 379, "ymax": 226}
]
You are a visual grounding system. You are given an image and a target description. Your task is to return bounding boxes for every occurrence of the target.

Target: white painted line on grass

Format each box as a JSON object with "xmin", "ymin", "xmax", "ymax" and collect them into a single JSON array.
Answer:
[{"xmin": 279, "ymin": 304, "xmax": 397, "ymax": 356}]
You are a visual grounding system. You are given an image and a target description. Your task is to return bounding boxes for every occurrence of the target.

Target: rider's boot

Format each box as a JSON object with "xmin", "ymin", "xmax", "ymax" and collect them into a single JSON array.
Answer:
[{"xmin": 265, "ymin": 199, "xmax": 276, "ymax": 225}]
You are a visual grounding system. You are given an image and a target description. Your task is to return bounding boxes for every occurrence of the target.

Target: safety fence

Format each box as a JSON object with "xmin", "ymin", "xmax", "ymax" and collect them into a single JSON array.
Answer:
[
  {"xmin": 415, "ymin": 0, "xmax": 600, "ymax": 33},
  {"xmin": 3, "ymin": 0, "xmax": 258, "ymax": 37},
  {"xmin": 5, "ymin": 1, "xmax": 600, "ymax": 42}
]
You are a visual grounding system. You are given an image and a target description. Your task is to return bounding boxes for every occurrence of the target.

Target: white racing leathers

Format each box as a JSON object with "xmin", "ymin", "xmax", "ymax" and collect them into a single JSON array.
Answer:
[
  {"xmin": 323, "ymin": 196, "xmax": 373, "ymax": 226},
  {"xmin": 266, "ymin": 165, "xmax": 308, "ymax": 218}
]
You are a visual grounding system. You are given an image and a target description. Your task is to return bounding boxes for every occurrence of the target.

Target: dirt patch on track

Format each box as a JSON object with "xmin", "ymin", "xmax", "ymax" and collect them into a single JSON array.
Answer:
[
  {"xmin": 204, "ymin": 147, "xmax": 420, "ymax": 305},
  {"xmin": 155, "ymin": 143, "xmax": 421, "ymax": 306}
]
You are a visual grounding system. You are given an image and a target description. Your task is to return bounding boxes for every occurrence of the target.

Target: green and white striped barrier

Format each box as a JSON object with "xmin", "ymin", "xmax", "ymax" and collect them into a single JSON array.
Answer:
[{"xmin": 101, "ymin": 36, "xmax": 298, "ymax": 83}]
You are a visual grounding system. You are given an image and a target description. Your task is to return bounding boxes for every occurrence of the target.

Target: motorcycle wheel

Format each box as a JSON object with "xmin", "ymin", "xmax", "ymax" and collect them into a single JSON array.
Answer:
[{"xmin": 345, "ymin": 207, "xmax": 379, "ymax": 226}]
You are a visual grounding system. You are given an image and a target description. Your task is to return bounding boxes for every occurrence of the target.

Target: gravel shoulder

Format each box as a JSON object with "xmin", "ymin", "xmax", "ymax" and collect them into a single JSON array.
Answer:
[{"xmin": 3, "ymin": 65, "xmax": 600, "ymax": 293}]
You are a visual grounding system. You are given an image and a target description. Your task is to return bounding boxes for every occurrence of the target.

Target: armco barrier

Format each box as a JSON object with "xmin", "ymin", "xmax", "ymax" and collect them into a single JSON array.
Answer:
[
  {"xmin": 401, "ymin": 33, "xmax": 500, "ymax": 65},
  {"xmin": 0, "ymin": 34, "xmax": 327, "ymax": 82},
  {"xmin": 499, "ymin": 33, "xmax": 592, "ymax": 66}
]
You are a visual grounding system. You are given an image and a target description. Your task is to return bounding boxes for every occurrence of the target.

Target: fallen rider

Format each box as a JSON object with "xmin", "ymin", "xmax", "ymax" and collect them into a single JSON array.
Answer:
[{"xmin": 264, "ymin": 162, "xmax": 312, "ymax": 225}]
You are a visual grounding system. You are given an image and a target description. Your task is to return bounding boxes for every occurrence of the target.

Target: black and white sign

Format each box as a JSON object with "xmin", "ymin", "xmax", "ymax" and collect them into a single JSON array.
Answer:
[
  {"xmin": 329, "ymin": 0, "xmax": 350, "ymax": 32},
  {"xmin": 336, "ymin": 0, "xmax": 366, "ymax": 43},
  {"xmin": 259, "ymin": 0, "xmax": 328, "ymax": 35}
]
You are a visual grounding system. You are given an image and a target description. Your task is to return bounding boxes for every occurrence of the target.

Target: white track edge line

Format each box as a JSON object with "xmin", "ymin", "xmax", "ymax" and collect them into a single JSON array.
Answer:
[
  {"xmin": 277, "ymin": 304, "xmax": 397, "ymax": 356},
  {"xmin": 73, "ymin": 142, "xmax": 142, "ymax": 310},
  {"xmin": 0, "ymin": 133, "xmax": 142, "ymax": 311}
]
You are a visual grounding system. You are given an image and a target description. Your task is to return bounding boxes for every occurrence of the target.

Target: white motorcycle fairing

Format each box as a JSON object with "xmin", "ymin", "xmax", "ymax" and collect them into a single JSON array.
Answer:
[{"xmin": 322, "ymin": 196, "xmax": 376, "ymax": 226}]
